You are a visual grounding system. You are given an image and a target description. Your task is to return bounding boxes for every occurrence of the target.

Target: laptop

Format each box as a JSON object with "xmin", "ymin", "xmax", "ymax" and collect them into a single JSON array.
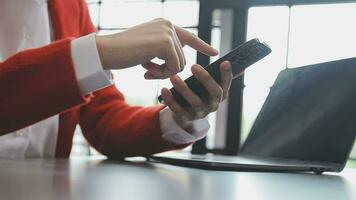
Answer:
[{"xmin": 150, "ymin": 57, "xmax": 356, "ymax": 173}]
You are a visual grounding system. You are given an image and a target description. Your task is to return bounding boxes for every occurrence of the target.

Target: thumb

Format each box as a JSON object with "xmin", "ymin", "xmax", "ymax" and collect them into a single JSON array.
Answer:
[{"xmin": 142, "ymin": 61, "xmax": 174, "ymax": 80}]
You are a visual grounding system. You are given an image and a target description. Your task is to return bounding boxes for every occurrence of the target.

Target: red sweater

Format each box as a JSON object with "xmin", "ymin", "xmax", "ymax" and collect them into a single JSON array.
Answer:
[{"xmin": 0, "ymin": 0, "xmax": 183, "ymax": 158}]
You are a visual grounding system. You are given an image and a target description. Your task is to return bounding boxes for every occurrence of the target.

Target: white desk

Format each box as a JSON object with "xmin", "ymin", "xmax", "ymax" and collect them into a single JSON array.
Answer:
[{"xmin": 0, "ymin": 158, "xmax": 355, "ymax": 200}]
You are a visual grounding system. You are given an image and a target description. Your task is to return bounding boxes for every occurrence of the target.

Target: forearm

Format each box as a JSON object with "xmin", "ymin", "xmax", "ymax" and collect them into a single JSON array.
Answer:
[
  {"xmin": 0, "ymin": 38, "xmax": 86, "ymax": 135},
  {"xmin": 79, "ymin": 86, "xmax": 183, "ymax": 158}
]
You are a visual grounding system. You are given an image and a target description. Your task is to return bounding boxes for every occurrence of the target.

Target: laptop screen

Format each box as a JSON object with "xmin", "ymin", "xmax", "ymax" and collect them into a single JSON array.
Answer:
[{"xmin": 241, "ymin": 58, "xmax": 356, "ymax": 165}]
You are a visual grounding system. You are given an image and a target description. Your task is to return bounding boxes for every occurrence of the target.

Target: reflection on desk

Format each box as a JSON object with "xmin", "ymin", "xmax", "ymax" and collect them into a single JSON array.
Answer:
[{"xmin": 0, "ymin": 158, "xmax": 355, "ymax": 200}]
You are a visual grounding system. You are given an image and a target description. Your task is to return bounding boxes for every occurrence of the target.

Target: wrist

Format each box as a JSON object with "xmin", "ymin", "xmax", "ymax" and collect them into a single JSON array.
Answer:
[
  {"xmin": 172, "ymin": 113, "xmax": 195, "ymax": 132},
  {"xmin": 95, "ymin": 35, "xmax": 110, "ymax": 70}
]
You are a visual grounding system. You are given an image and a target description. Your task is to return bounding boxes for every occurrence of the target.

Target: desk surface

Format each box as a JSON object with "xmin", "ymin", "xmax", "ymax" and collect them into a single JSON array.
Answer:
[{"xmin": 0, "ymin": 158, "xmax": 355, "ymax": 200}]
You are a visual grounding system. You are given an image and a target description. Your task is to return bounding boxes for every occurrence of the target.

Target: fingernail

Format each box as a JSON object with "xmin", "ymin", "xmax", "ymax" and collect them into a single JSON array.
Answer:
[
  {"xmin": 191, "ymin": 65, "xmax": 201, "ymax": 74},
  {"xmin": 161, "ymin": 88, "xmax": 168, "ymax": 96},
  {"xmin": 223, "ymin": 64, "xmax": 231, "ymax": 71},
  {"xmin": 171, "ymin": 75, "xmax": 181, "ymax": 83},
  {"xmin": 173, "ymin": 75, "xmax": 182, "ymax": 81},
  {"xmin": 220, "ymin": 61, "xmax": 231, "ymax": 70}
]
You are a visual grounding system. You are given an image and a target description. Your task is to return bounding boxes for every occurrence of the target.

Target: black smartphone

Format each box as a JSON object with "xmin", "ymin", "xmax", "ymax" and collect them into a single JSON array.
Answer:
[{"xmin": 158, "ymin": 38, "xmax": 272, "ymax": 107}]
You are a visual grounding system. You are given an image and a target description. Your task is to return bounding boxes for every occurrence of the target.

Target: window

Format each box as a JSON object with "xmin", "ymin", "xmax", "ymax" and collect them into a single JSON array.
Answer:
[
  {"xmin": 242, "ymin": 6, "xmax": 290, "ymax": 143},
  {"xmin": 242, "ymin": 3, "xmax": 356, "ymax": 158}
]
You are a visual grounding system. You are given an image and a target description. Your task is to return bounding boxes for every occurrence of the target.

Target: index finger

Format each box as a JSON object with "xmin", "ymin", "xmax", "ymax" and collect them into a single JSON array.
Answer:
[{"xmin": 175, "ymin": 26, "xmax": 219, "ymax": 56}]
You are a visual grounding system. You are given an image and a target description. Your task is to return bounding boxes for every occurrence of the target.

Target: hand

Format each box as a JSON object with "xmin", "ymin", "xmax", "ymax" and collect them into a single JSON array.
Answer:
[
  {"xmin": 95, "ymin": 18, "xmax": 218, "ymax": 79},
  {"xmin": 160, "ymin": 61, "xmax": 233, "ymax": 129}
]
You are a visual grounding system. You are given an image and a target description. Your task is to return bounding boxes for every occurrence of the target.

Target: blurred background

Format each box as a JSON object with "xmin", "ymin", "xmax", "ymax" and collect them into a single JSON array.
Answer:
[{"xmin": 72, "ymin": 0, "xmax": 356, "ymax": 160}]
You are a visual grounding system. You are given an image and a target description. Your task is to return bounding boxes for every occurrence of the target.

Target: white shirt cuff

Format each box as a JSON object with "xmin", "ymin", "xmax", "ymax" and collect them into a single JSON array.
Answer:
[
  {"xmin": 71, "ymin": 33, "xmax": 114, "ymax": 94},
  {"xmin": 160, "ymin": 107, "xmax": 210, "ymax": 145}
]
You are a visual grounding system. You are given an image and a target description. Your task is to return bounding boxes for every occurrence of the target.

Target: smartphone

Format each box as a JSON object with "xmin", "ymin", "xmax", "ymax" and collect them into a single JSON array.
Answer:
[{"xmin": 158, "ymin": 38, "xmax": 272, "ymax": 107}]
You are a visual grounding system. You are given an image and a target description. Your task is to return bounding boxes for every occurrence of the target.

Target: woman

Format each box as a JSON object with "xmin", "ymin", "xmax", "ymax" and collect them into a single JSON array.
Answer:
[{"xmin": 0, "ymin": 0, "xmax": 232, "ymax": 158}]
